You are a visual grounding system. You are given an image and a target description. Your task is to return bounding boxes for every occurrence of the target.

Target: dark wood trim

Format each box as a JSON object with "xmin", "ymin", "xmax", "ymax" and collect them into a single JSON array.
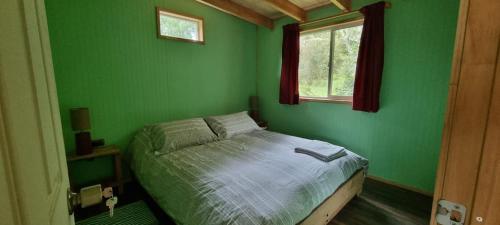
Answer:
[
  {"xmin": 156, "ymin": 7, "xmax": 205, "ymax": 45},
  {"xmin": 331, "ymin": 176, "xmax": 433, "ymax": 225},
  {"xmin": 367, "ymin": 175, "xmax": 434, "ymax": 197}
]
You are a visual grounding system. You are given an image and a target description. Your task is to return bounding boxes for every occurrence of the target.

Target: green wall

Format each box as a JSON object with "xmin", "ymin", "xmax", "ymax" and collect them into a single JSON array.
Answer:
[
  {"xmin": 45, "ymin": 0, "xmax": 257, "ymax": 185},
  {"xmin": 46, "ymin": 0, "xmax": 459, "ymax": 193},
  {"xmin": 256, "ymin": 0, "xmax": 459, "ymax": 193}
]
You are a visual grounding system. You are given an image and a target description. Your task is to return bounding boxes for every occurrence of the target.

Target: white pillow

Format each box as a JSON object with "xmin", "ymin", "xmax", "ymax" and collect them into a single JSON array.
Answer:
[
  {"xmin": 205, "ymin": 111, "xmax": 261, "ymax": 138},
  {"xmin": 149, "ymin": 118, "xmax": 217, "ymax": 154}
]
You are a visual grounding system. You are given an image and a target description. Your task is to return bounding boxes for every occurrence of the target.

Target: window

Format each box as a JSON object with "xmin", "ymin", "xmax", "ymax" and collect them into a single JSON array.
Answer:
[
  {"xmin": 299, "ymin": 20, "xmax": 363, "ymax": 103},
  {"xmin": 156, "ymin": 8, "xmax": 204, "ymax": 44}
]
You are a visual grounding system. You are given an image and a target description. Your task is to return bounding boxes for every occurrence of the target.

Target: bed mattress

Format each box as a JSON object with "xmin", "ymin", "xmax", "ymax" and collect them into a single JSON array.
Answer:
[{"xmin": 130, "ymin": 129, "xmax": 368, "ymax": 225}]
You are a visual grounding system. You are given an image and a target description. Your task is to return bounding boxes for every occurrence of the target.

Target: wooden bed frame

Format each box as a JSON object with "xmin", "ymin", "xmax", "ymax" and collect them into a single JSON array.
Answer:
[
  {"xmin": 300, "ymin": 170, "xmax": 365, "ymax": 225},
  {"xmin": 133, "ymin": 165, "xmax": 365, "ymax": 225}
]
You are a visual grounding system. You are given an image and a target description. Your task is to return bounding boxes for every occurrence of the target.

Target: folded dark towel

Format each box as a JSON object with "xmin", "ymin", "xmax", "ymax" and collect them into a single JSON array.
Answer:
[{"xmin": 295, "ymin": 140, "xmax": 347, "ymax": 162}]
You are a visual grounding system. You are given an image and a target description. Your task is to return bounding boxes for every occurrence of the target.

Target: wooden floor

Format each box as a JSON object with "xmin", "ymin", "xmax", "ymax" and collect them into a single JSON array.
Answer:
[
  {"xmin": 75, "ymin": 178, "xmax": 433, "ymax": 225},
  {"xmin": 331, "ymin": 178, "xmax": 433, "ymax": 225}
]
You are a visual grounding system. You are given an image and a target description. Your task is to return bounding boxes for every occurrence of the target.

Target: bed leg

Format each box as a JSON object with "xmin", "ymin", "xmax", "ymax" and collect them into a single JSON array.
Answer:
[
  {"xmin": 356, "ymin": 182, "xmax": 364, "ymax": 197},
  {"xmin": 356, "ymin": 172, "xmax": 365, "ymax": 197}
]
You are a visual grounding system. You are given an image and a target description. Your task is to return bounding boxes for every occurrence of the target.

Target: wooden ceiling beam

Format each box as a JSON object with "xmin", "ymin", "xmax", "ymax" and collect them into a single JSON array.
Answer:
[
  {"xmin": 330, "ymin": 0, "xmax": 352, "ymax": 12},
  {"xmin": 264, "ymin": 0, "xmax": 307, "ymax": 22},
  {"xmin": 196, "ymin": 0, "xmax": 274, "ymax": 29}
]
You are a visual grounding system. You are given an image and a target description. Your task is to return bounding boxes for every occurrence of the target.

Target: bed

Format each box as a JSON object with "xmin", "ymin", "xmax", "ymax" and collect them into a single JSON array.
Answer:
[{"xmin": 129, "ymin": 128, "xmax": 368, "ymax": 225}]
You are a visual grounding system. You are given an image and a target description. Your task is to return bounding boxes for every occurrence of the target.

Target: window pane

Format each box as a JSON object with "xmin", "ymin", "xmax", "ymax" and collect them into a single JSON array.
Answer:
[
  {"xmin": 331, "ymin": 25, "xmax": 362, "ymax": 96},
  {"xmin": 299, "ymin": 30, "xmax": 331, "ymax": 98},
  {"xmin": 159, "ymin": 13, "xmax": 200, "ymax": 41}
]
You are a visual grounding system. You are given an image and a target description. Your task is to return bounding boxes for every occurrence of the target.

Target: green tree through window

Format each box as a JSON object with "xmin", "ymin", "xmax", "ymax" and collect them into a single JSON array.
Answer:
[
  {"xmin": 160, "ymin": 16, "xmax": 198, "ymax": 40},
  {"xmin": 299, "ymin": 22, "xmax": 362, "ymax": 100},
  {"xmin": 157, "ymin": 9, "xmax": 203, "ymax": 43}
]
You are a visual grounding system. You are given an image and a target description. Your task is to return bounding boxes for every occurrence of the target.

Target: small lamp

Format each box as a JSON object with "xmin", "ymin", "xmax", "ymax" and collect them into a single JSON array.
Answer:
[{"xmin": 70, "ymin": 108, "xmax": 93, "ymax": 155}]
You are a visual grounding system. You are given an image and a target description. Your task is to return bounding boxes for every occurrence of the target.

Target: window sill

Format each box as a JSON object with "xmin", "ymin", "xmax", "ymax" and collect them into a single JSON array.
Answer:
[{"xmin": 299, "ymin": 97, "xmax": 352, "ymax": 105}]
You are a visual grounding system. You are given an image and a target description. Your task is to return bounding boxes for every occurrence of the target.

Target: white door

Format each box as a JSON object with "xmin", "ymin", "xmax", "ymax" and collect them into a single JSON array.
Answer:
[{"xmin": 0, "ymin": 0, "xmax": 73, "ymax": 224}]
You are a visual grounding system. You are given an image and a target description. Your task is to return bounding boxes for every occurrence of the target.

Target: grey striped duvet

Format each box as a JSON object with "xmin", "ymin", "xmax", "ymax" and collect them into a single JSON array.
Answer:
[{"xmin": 130, "ymin": 129, "xmax": 368, "ymax": 225}]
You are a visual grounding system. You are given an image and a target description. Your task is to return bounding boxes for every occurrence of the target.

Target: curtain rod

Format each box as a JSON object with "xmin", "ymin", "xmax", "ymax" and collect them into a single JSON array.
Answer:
[{"xmin": 299, "ymin": 2, "xmax": 391, "ymax": 27}]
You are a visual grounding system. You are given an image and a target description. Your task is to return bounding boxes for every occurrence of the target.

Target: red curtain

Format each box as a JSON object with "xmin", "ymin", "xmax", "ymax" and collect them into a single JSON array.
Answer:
[
  {"xmin": 353, "ymin": 1, "xmax": 386, "ymax": 112},
  {"xmin": 279, "ymin": 23, "xmax": 300, "ymax": 105}
]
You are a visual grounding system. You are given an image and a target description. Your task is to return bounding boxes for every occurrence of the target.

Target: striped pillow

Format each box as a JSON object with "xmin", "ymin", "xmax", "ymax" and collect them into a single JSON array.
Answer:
[
  {"xmin": 149, "ymin": 118, "xmax": 217, "ymax": 154},
  {"xmin": 205, "ymin": 111, "xmax": 261, "ymax": 138}
]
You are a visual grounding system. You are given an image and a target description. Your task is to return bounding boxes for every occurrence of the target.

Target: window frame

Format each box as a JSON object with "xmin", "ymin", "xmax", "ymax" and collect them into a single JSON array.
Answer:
[
  {"xmin": 298, "ymin": 19, "xmax": 364, "ymax": 104},
  {"xmin": 156, "ymin": 7, "xmax": 205, "ymax": 44}
]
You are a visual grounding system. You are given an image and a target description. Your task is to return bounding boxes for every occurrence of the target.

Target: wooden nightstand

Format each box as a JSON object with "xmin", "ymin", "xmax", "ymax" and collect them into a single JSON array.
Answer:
[{"xmin": 67, "ymin": 145, "xmax": 124, "ymax": 194}]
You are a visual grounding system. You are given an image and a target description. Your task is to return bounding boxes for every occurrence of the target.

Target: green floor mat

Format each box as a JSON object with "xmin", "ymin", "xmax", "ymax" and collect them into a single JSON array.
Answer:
[{"xmin": 76, "ymin": 201, "xmax": 159, "ymax": 225}]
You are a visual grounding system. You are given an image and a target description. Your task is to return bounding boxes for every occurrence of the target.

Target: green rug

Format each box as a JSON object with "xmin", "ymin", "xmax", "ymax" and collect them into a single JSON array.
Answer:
[{"xmin": 76, "ymin": 201, "xmax": 159, "ymax": 225}]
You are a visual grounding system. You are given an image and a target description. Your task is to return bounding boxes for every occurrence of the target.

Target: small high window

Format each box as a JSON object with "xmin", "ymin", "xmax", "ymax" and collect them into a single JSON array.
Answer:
[
  {"xmin": 299, "ymin": 20, "xmax": 363, "ymax": 103},
  {"xmin": 156, "ymin": 7, "xmax": 204, "ymax": 44}
]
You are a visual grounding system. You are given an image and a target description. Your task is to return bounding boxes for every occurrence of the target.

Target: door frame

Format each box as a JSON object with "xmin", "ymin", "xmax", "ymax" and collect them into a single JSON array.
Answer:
[
  {"xmin": 430, "ymin": 0, "xmax": 500, "ymax": 224},
  {"xmin": 430, "ymin": 0, "xmax": 470, "ymax": 222}
]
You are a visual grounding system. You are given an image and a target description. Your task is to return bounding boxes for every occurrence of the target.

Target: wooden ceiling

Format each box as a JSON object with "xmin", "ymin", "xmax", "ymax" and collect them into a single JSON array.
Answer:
[
  {"xmin": 233, "ymin": 0, "xmax": 332, "ymax": 19},
  {"xmin": 196, "ymin": 0, "xmax": 352, "ymax": 29}
]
